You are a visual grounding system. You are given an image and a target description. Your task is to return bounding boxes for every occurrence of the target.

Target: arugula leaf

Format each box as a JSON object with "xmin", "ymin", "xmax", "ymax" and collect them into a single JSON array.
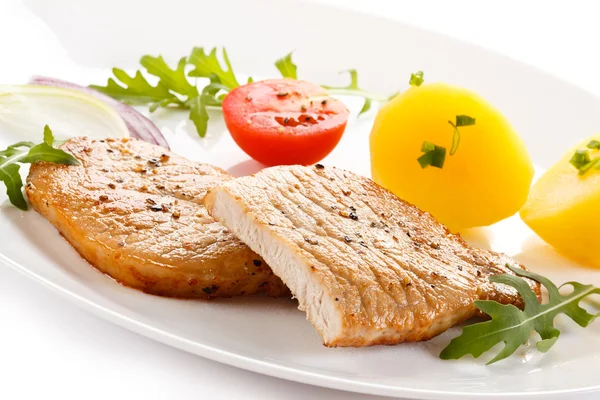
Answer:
[
  {"xmin": 0, "ymin": 126, "xmax": 79, "ymax": 210},
  {"xmin": 93, "ymin": 47, "xmax": 247, "ymax": 138},
  {"xmin": 275, "ymin": 52, "xmax": 298, "ymax": 79},
  {"xmin": 188, "ymin": 47, "xmax": 241, "ymax": 89},
  {"xmin": 189, "ymin": 94, "xmax": 210, "ymax": 138},
  {"xmin": 276, "ymin": 52, "xmax": 397, "ymax": 116},
  {"xmin": 43, "ymin": 125, "xmax": 54, "ymax": 145},
  {"xmin": 0, "ymin": 141, "xmax": 34, "ymax": 157},
  {"xmin": 324, "ymin": 69, "xmax": 394, "ymax": 116},
  {"xmin": 22, "ymin": 142, "xmax": 80, "ymax": 165},
  {"xmin": 440, "ymin": 265, "xmax": 600, "ymax": 364},
  {"xmin": 0, "ymin": 163, "xmax": 27, "ymax": 210},
  {"xmin": 94, "ymin": 47, "xmax": 399, "ymax": 137},
  {"xmin": 140, "ymin": 56, "xmax": 198, "ymax": 98},
  {"xmin": 201, "ymin": 80, "xmax": 231, "ymax": 103},
  {"xmin": 187, "ymin": 83, "xmax": 231, "ymax": 138},
  {"xmin": 90, "ymin": 69, "xmax": 175, "ymax": 105}
]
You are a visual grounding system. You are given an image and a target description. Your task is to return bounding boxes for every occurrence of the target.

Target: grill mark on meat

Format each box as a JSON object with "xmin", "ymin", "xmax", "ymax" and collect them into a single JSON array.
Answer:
[
  {"xmin": 205, "ymin": 165, "xmax": 541, "ymax": 346},
  {"xmin": 291, "ymin": 168, "xmax": 433, "ymax": 319},
  {"xmin": 272, "ymin": 169, "xmax": 447, "ymax": 323},
  {"xmin": 265, "ymin": 173, "xmax": 379, "ymax": 318}
]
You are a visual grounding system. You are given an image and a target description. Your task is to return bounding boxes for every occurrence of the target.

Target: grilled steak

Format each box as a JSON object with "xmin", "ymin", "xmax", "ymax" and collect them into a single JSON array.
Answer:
[
  {"xmin": 26, "ymin": 137, "xmax": 287, "ymax": 298},
  {"xmin": 205, "ymin": 165, "xmax": 541, "ymax": 346}
]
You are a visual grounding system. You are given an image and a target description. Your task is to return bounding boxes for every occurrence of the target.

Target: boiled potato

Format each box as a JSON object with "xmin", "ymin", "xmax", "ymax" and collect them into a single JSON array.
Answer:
[
  {"xmin": 521, "ymin": 134, "xmax": 600, "ymax": 267},
  {"xmin": 370, "ymin": 82, "xmax": 533, "ymax": 230}
]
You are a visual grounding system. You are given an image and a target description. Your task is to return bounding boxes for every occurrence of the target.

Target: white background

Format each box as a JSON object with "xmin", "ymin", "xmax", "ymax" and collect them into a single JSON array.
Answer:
[{"xmin": 1, "ymin": 1, "xmax": 599, "ymax": 399}]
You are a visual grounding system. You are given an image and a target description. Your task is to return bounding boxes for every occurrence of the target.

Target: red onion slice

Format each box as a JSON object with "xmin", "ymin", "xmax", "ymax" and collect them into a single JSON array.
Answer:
[{"xmin": 30, "ymin": 76, "xmax": 169, "ymax": 149}]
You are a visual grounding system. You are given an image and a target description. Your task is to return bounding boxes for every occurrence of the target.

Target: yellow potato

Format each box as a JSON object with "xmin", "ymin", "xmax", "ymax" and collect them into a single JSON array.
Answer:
[
  {"xmin": 520, "ymin": 134, "xmax": 600, "ymax": 267},
  {"xmin": 370, "ymin": 82, "xmax": 533, "ymax": 230}
]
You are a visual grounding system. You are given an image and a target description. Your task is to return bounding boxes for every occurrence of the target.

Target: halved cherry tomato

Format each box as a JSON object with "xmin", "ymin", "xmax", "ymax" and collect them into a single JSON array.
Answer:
[{"xmin": 222, "ymin": 79, "xmax": 349, "ymax": 166}]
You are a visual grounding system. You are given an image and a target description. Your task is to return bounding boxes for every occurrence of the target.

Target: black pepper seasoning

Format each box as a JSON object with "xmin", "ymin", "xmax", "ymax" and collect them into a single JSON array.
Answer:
[
  {"xmin": 202, "ymin": 285, "xmax": 219, "ymax": 294},
  {"xmin": 304, "ymin": 237, "xmax": 319, "ymax": 245}
]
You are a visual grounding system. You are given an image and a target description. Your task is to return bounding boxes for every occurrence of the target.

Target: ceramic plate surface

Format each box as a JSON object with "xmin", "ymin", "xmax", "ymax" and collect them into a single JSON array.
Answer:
[{"xmin": 2, "ymin": 0, "xmax": 600, "ymax": 398}]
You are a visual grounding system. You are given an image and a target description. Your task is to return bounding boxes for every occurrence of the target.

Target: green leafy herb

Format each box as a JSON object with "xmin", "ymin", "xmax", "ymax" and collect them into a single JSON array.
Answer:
[
  {"xmin": 92, "ymin": 47, "xmax": 244, "ymax": 138},
  {"xmin": 90, "ymin": 69, "xmax": 175, "ymax": 105},
  {"xmin": 418, "ymin": 115, "xmax": 475, "ymax": 168},
  {"xmin": 455, "ymin": 115, "xmax": 476, "ymax": 127},
  {"xmin": 275, "ymin": 52, "xmax": 297, "ymax": 79},
  {"xmin": 579, "ymin": 158, "xmax": 600, "ymax": 175},
  {"xmin": 141, "ymin": 56, "xmax": 198, "ymax": 99},
  {"xmin": 322, "ymin": 69, "xmax": 396, "ymax": 116},
  {"xmin": 95, "ymin": 47, "xmax": 400, "ymax": 137},
  {"xmin": 43, "ymin": 125, "xmax": 54, "ymax": 145},
  {"xmin": 187, "ymin": 82, "xmax": 230, "ymax": 138},
  {"xmin": 569, "ymin": 140, "xmax": 600, "ymax": 176},
  {"xmin": 570, "ymin": 149, "xmax": 591, "ymax": 170},
  {"xmin": 448, "ymin": 115, "xmax": 476, "ymax": 155},
  {"xmin": 188, "ymin": 47, "xmax": 241, "ymax": 89},
  {"xmin": 93, "ymin": 57, "xmax": 194, "ymax": 111},
  {"xmin": 188, "ymin": 94, "xmax": 210, "ymax": 139},
  {"xmin": 409, "ymin": 71, "xmax": 424, "ymax": 87},
  {"xmin": 587, "ymin": 140, "xmax": 600, "ymax": 150},
  {"xmin": 273, "ymin": 52, "xmax": 397, "ymax": 116},
  {"xmin": 440, "ymin": 265, "xmax": 600, "ymax": 365},
  {"xmin": 0, "ymin": 164, "xmax": 26, "ymax": 210},
  {"xmin": 0, "ymin": 125, "xmax": 79, "ymax": 210},
  {"xmin": 417, "ymin": 141, "xmax": 446, "ymax": 169}
]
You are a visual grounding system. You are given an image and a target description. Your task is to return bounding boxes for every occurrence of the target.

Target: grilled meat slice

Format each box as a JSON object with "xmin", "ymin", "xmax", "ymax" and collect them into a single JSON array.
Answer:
[
  {"xmin": 26, "ymin": 137, "xmax": 287, "ymax": 298},
  {"xmin": 205, "ymin": 164, "xmax": 540, "ymax": 346}
]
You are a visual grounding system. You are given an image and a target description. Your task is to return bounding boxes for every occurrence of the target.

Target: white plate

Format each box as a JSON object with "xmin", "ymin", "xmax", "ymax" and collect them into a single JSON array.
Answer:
[{"xmin": 2, "ymin": 0, "xmax": 600, "ymax": 398}]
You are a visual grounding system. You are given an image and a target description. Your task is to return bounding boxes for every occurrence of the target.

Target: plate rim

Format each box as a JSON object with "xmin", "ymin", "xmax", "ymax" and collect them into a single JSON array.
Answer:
[{"xmin": 2, "ymin": 249, "xmax": 600, "ymax": 399}]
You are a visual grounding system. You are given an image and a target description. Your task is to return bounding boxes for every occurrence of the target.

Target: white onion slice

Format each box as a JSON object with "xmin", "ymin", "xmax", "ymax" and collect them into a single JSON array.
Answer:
[
  {"xmin": 0, "ymin": 84, "xmax": 129, "ymax": 143},
  {"xmin": 30, "ymin": 76, "xmax": 169, "ymax": 149}
]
